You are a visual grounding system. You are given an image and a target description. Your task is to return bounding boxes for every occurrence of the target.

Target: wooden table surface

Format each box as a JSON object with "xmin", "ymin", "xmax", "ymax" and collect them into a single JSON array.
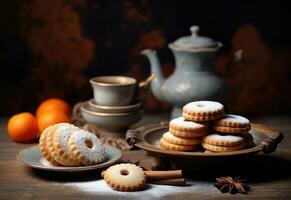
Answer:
[{"xmin": 1, "ymin": 115, "xmax": 291, "ymax": 200}]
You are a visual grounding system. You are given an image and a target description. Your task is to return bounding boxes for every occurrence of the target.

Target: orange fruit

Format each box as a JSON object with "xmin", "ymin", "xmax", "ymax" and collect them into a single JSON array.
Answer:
[
  {"xmin": 7, "ymin": 112, "xmax": 39, "ymax": 143},
  {"xmin": 36, "ymin": 98, "xmax": 71, "ymax": 118},
  {"xmin": 37, "ymin": 110, "xmax": 70, "ymax": 133}
]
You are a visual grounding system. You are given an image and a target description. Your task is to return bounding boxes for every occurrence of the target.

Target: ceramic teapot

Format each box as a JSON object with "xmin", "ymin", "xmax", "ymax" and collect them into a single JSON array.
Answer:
[{"xmin": 141, "ymin": 25, "xmax": 227, "ymax": 118}]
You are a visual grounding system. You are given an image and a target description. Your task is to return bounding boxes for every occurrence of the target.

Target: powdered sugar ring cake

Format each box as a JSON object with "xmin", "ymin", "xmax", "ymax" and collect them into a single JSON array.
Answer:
[
  {"xmin": 39, "ymin": 125, "xmax": 60, "ymax": 166},
  {"xmin": 68, "ymin": 129, "xmax": 107, "ymax": 165},
  {"xmin": 182, "ymin": 101, "xmax": 224, "ymax": 122},
  {"xmin": 169, "ymin": 117, "xmax": 208, "ymax": 132},
  {"xmin": 163, "ymin": 131, "xmax": 201, "ymax": 145},
  {"xmin": 202, "ymin": 134, "xmax": 244, "ymax": 147},
  {"xmin": 46, "ymin": 124, "xmax": 71, "ymax": 166},
  {"xmin": 46, "ymin": 124, "xmax": 74, "ymax": 166},
  {"xmin": 214, "ymin": 114, "xmax": 250, "ymax": 128},
  {"xmin": 52, "ymin": 123, "xmax": 81, "ymax": 166},
  {"xmin": 103, "ymin": 163, "xmax": 146, "ymax": 191}
]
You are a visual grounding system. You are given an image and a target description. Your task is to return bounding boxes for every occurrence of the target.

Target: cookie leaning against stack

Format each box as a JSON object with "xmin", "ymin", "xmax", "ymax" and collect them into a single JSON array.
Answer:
[{"xmin": 39, "ymin": 123, "xmax": 107, "ymax": 166}]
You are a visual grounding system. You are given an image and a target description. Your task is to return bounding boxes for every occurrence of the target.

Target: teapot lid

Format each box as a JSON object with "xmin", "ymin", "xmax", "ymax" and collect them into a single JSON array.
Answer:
[{"xmin": 169, "ymin": 26, "xmax": 222, "ymax": 51}]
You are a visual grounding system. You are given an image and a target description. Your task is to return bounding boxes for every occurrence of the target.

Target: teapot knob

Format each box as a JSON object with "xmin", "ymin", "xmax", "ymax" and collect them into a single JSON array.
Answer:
[{"xmin": 190, "ymin": 26, "xmax": 200, "ymax": 37}]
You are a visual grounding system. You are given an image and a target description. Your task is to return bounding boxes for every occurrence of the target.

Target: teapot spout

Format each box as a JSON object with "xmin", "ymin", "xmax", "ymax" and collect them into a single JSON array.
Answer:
[{"xmin": 141, "ymin": 49, "xmax": 166, "ymax": 102}]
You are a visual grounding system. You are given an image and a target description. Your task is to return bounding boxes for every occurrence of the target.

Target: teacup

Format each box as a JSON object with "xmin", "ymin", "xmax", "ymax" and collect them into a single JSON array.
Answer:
[{"xmin": 90, "ymin": 76, "xmax": 137, "ymax": 106}]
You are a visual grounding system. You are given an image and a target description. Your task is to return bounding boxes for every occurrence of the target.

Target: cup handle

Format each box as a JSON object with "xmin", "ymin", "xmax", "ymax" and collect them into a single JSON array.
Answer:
[{"xmin": 138, "ymin": 73, "xmax": 156, "ymax": 88}]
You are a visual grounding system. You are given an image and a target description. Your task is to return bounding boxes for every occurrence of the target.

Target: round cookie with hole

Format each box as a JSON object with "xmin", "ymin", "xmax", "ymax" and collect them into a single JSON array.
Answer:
[
  {"xmin": 103, "ymin": 163, "xmax": 146, "ymax": 191},
  {"xmin": 182, "ymin": 101, "xmax": 225, "ymax": 122},
  {"xmin": 68, "ymin": 129, "xmax": 107, "ymax": 165}
]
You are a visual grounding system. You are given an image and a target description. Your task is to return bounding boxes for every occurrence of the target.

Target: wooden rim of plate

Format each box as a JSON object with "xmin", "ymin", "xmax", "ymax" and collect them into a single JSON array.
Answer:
[
  {"xmin": 128, "ymin": 123, "xmax": 284, "ymax": 157},
  {"xmin": 17, "ymin": 144, "xmax": 122, "ymax": 172}
]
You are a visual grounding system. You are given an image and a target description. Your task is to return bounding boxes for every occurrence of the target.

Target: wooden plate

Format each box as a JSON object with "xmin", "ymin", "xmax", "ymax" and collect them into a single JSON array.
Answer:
[
  {"xmin": 17, "ymin": 144, "xmax": 122, "ymax": 172},
  {"xmin": 126, "ymin": 123, "xmax": 283, "ymax": 171}
]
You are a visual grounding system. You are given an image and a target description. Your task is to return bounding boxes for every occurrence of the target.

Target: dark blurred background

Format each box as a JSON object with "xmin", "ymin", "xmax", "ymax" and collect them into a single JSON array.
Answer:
[{"xmin": 0, "ymin": 0, "xmax": 290, "ymax": 116}]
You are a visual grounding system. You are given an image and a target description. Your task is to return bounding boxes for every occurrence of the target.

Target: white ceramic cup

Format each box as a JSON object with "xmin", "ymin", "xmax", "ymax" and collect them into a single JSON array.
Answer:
[{"xmin": 90, "ymin": 76, "xmax": 137, "ymax": 106}]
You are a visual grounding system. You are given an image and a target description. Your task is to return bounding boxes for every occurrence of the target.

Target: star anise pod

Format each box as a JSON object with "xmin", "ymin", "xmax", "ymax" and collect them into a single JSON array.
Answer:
[{"xmin": 215, "ymin": 176, "xmax": 250, "ymax": 194}]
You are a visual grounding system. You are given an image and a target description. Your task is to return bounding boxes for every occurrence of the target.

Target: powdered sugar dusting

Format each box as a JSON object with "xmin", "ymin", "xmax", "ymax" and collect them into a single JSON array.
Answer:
[
  {"xmin": 170, "ymin": 117, "xmax": 205, "ymax": 129},
  {"xmin": 56, "ymin": 123, "xmax": 80, "ymax": 154},
  {"xmin": 205, "ymin": 134, "xmax": 243, "ymax": 143},
  {"xmin": 70, "ymin": 130, "xmax": 107, "ymax": 164},
  {"xmin": 217, "ymin": 114, "xmax": 249, "ymax": 124},
  {"xmin": 65, "ymin": 179, "xmax": 218, "ymax": 200},
  {"xmin": 184, "ymin": 101, "xmax": 223, "ymax": 112}
]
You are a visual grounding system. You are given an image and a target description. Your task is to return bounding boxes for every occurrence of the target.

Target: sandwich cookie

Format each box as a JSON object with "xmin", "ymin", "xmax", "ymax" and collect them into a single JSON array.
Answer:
[
  {"xmin": 202, "ymin": 134, "xmax": 245, "ymax": 152},
  {"xmin": 213, "ymin": 114, "xmax": 251, "ymax": 134},
  {"xmin": 182, "ymin": 101, "xmax": 224, "ymax": 122}
]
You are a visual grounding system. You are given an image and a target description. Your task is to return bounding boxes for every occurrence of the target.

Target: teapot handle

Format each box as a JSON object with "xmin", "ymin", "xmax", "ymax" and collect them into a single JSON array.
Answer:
[{"xmin": 138, "ymin": 73, "xmax": 156, "ymax": 88}]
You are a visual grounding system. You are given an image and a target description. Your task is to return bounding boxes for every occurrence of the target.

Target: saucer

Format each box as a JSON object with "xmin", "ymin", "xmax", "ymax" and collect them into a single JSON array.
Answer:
[
  {"xmin": 17, "ymin": 145, "xmax": 122, "ymax": 172},
  {"xmin": 81, "ymin": 102, "xmax": 143, "ymax": 137},
  {"xmin": 88, "ymin": 99, "xmax": 142, "ymax": 113}
]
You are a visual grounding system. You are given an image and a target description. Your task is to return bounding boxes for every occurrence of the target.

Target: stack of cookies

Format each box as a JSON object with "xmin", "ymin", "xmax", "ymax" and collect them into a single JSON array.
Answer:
[
  {"xmin": 160, "ymin": 101, "xmax": 253, "ymax": 153},
  {"xmin": 160, "ymin": 101, "xmax": 225, "ymax": 151},
  {"xmin": 160, "ymin": 117, "xmax": 208, "ymax": 151},
  {"xmin": 202, "ymin": 114, "xmax": 252, "ymax": 152},
  {"xmin": 39, "ymin": 123, "xmax": 107, "ymax": 166}
]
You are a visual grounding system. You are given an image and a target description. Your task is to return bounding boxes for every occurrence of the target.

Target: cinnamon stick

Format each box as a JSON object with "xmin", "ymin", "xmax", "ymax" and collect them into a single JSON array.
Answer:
[
  {"xmin": 145, "ymin": 170, "xmax": 183, "ymax": 180},
  {"xmin": 148, "ymin": 178, "xmax": 186, "ymax": 186}
]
